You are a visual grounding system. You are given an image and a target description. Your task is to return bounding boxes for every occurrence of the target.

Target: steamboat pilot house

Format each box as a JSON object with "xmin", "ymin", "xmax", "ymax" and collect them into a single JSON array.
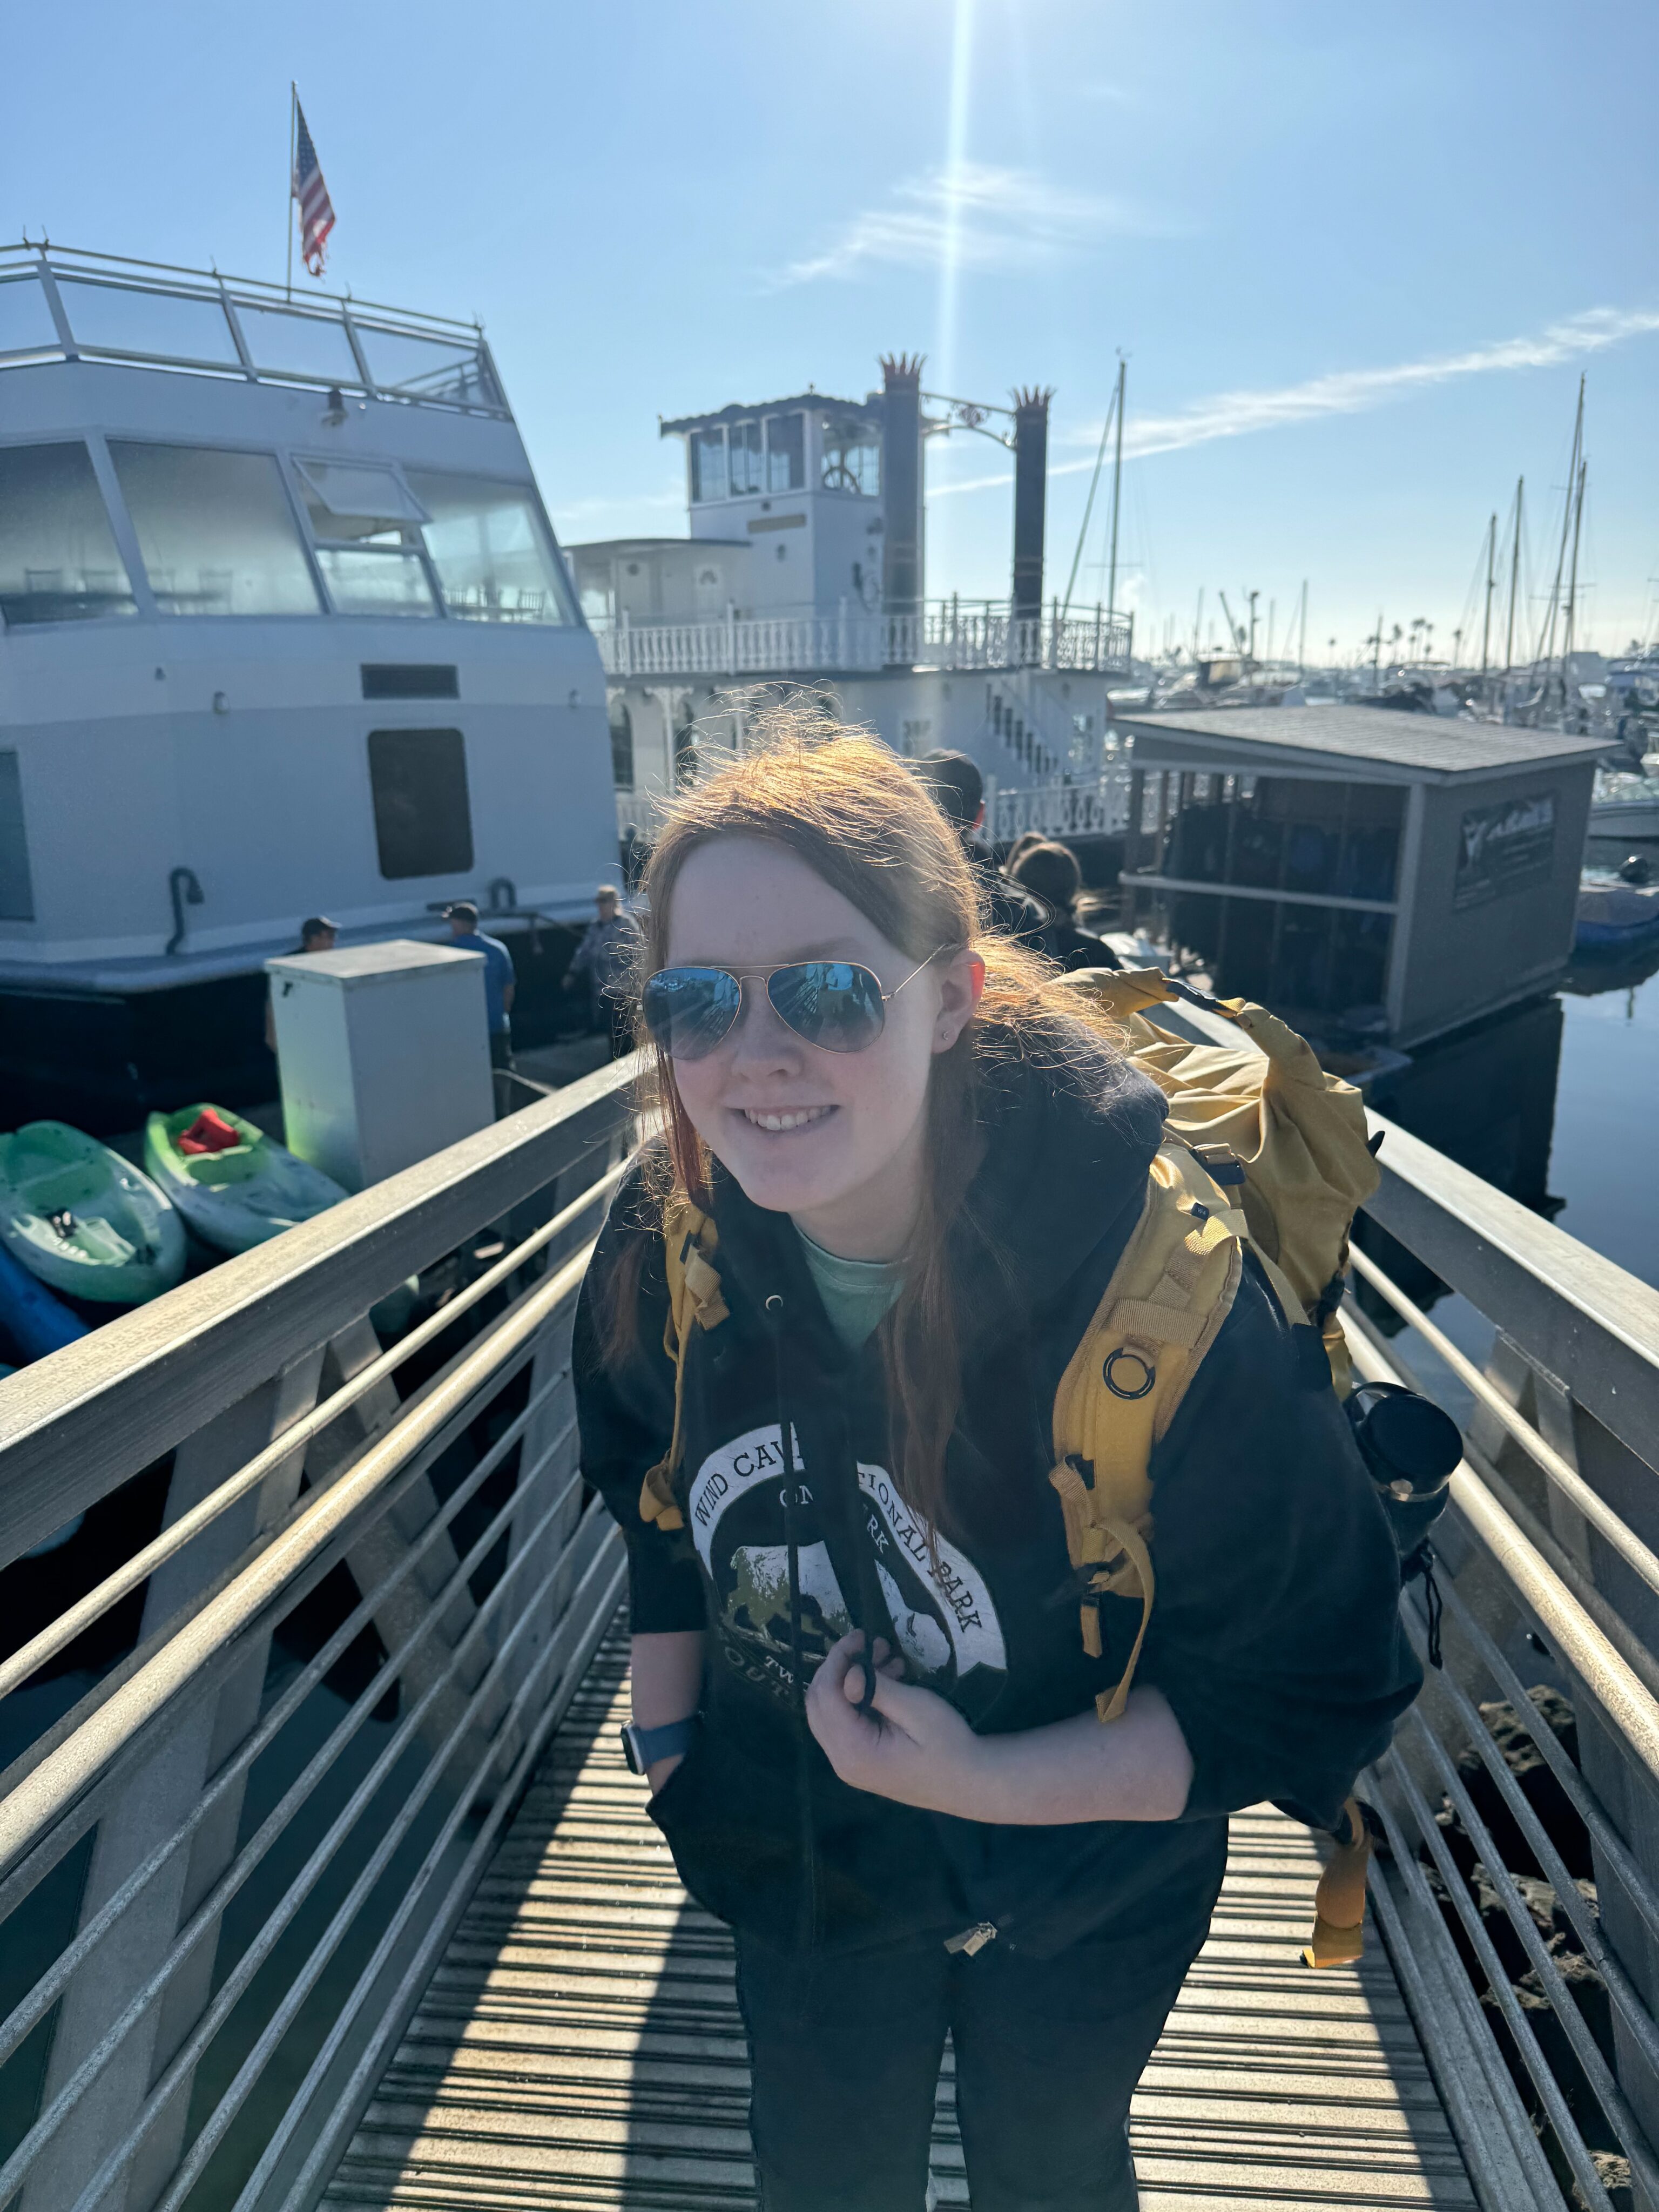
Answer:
[{"xmin": 0, "ymin": 245, "xmax": 616, "ymax": 1128}]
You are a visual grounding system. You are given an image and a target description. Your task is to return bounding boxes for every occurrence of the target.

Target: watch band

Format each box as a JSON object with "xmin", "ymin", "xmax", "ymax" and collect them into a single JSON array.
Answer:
[{"xmin": 621, "ymin": 1715, "xmax": 699, "ymax": 1775}]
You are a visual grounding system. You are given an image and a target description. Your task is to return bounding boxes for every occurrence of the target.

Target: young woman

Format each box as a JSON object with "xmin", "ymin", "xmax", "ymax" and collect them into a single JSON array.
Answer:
[{"xmin": 575, "ymin": 716, "xmax": 1418, "ymax": 2212}]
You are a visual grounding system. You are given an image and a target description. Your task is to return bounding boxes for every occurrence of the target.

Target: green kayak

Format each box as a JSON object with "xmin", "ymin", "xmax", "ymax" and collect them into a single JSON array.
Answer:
[
  {"xmin": 0, "ymin": 1121, "xmax": 186, "ymax": 1304},
  {"xmin": 144, "ymin": 1104, "xmax": 348, "ymax": 1255}
]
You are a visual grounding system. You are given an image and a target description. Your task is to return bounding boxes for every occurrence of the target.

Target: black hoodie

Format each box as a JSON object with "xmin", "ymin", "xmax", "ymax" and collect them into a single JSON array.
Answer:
[{"xmin": 574, "ymin": 1042, "xmax": 1420, "ymax": 1963}]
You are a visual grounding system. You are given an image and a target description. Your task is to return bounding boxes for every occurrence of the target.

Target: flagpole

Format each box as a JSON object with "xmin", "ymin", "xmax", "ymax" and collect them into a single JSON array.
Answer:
[{"xmin": 285, "ymin": 83, "xmax": 296, "ymax": 298}]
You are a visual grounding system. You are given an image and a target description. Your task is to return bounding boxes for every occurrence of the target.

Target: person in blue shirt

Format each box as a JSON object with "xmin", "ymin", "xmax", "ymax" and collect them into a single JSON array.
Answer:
[{"xmin": 444, "ymin": 901, "xmax": 517, "ymax": 1069}]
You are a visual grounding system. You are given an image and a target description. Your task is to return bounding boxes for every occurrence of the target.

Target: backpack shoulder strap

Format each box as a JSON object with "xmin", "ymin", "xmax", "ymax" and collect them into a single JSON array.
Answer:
[
  {"xmin": 1049, "ymin": 1143, "xmax": 1242, "ymax": 1720},
  {"xmin": 638, "ymin": 1197, "xmax": 729, "ymax": 1535}
]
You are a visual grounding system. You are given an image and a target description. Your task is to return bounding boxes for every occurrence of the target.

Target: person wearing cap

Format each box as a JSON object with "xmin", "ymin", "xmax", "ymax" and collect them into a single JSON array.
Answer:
[
  {"xmin": 563, "ymin": 884, "xmax": 643, "ymax": 1057},
  {"xmin": 912, "ymin": 750, "xmax": 1048, "ymax": 944},
  {"xmin": 446, "ymin": 901, "xmax": 518, "ymax": 1070},
  {"xmin": 265, "ymin": 916, "xmax": 339, "ymax": 1051}
]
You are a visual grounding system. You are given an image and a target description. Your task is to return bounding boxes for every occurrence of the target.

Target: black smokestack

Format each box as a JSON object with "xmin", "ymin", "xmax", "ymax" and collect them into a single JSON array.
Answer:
[
  {"xmin": 880, "ymin": 354, "xmax": 925, "ymax": 616},
  {"xmin": 1011, "ymin": 386, "xmax": 1053, "ymax": 625}
]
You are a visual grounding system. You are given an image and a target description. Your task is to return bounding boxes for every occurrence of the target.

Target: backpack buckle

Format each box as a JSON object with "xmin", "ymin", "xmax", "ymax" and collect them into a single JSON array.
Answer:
[{"xmin": 1191, "ymin": 1142, "xmax": 1247, "ymax": 1186}]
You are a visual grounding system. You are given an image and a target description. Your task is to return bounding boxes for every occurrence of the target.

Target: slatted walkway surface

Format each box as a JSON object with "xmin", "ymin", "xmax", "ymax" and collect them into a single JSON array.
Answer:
[{"xmin": 325, "ymin": 1625, "xmax": 1478, "ymax": 2209}]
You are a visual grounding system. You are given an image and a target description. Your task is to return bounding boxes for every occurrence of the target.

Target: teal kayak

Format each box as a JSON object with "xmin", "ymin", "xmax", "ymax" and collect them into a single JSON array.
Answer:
[
  {"xmin": 0, "ymin": 1121, "xmax": 185, "ymax": 1304},
  {"xmin": 144, "ymin": 1104, "xmax": 348, "ymax": 1255}
]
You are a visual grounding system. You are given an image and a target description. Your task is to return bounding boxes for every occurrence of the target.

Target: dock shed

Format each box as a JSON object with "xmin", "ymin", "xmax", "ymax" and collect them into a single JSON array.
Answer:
[{"xmin": 1115, "ymin": 705, "xmax": 1609, "ymax": 1047}]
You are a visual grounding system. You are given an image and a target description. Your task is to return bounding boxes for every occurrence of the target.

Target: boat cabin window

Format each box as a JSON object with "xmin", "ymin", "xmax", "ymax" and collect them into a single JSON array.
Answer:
[
  {"xmin": 57, "ymin": 281, "xmax": 241, "ymax": 368},
  {"xmin": 729, "ymin": 422, "xmax": 764, "ymax": 497},
  {"xmin": 402, "ymin": 470, "xmax": 576, "ymax": 624},
  {"xmin": 0, "ymin": 278, "xmax": 61, "ymax": 360},
  {"xmin": 316, "ymin": 550, "xmax": 439, "ymax": 617},
  {"xmin": 232, "ymin": 303, "xmax": 361, "ymax": 385},
  {"xmin": 765, "ymin": 413, "xmax": 805, "ymax": 493},
  {"xmin": 108, "ymin": 442, "xmax": 322, "ymax": 617},
  {"xmin": 0, "ymin": 442, "xmax": 138, "ymax": 626},
  {"xmin": 293, "ymin": 459, "xmax": 439, "ymax": 619},
  {"xmin": 0, "ymin": 753, "xmax": 34, "ymax": 921},
  {"xmin": 367, "ymin": 728, "xmax": 475, "ymax": 879},
  {"xmin": 294, "ymin": 459, "xmax": 429, "ymax": 534},
  {"xmin": 690, "ymin": 429, "xmax": 728, "ymax": 505},
  {"xmin": 820, "ymin": 419, "xmax": 880, "ymax": 496},
  {"xmin": 353, "ymin": 325, "xmax": 496, "ymax": 409}
]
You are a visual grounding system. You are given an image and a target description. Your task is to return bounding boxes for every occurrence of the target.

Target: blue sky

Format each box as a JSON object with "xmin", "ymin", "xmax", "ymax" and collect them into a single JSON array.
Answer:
[{"xmin": 6, "ymin": 1, "xmax": 1656, "ymax": 663}]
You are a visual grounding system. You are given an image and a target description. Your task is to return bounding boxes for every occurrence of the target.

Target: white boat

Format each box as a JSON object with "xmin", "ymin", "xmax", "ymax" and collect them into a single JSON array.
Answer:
[
  {"xmin": 1589, "ymin": 771, "xmax": 1659, "ymax": 840},
  {"xmin": 0, "ymin": 244, "xmax": 619, "ymax": 1132},
  {"xmin": 144, "ymin": 1103, "xmax": 348, "ymax": 1253}
]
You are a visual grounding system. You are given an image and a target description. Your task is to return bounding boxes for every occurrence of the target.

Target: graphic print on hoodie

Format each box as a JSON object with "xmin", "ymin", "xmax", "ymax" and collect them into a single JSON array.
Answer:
[{"xmin": 689, "ymin": 1421, "xmax": 1009, "ymax": 1721}]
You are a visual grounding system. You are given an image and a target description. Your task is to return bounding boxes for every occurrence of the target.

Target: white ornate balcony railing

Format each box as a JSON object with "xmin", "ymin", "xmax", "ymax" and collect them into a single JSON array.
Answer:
[
  {"xmin": 990, "ymin": 770, "xmax": 1134, "ymax": 841},
  {"xmin": 594, "ymin": 601, "xmax": 1134, "ymax": 680}
]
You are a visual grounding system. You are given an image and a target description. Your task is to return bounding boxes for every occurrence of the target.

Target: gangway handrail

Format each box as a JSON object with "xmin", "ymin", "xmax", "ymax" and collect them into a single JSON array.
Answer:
[
  {"xmin": 0, "ymin": 1053, "xmax": 635, "ymax": 2210},
  {"xmin": 1348, "ymin": 1242, "xmax": 1659, "ymax": 1608},
  {"xmin": 0, "ymin": 1157, "xmax": 628, "ymax": 1702},
  {"xmin": 1365, "ymin": 1108, "xmax": 1659, "ymax": 1460}
]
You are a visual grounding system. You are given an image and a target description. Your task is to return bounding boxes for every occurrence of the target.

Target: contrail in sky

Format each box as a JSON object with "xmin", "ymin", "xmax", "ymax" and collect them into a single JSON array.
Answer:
[{"xmin": 928, "ymin": 307, "xmax": 1659, "ymax": 495}]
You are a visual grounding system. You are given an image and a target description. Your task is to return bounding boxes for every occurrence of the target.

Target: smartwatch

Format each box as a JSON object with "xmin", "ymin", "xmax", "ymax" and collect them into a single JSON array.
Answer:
[{"xmin": 620, "ymin": 1715, "xmax": 700, "ymax": 1776}]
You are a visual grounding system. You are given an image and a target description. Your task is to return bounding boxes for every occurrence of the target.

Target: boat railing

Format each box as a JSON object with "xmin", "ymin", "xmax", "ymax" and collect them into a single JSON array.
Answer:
[
  {"xmin": 988, "ymin": 770, "xmax": 1135, "ymax": 843},
  {"xmin": 592, "ymin": 599, "xmax": 1135, "ymax": 680},
  {"xmin": 0, "ymin": 1060, "xmax": 633, "ymax": 2211},
  {"xmin": 4, "ymin": 1016, "xmax": 1659, "ymax": 2205},
  {"xmin": 0, "ymin": 241, "xmax": 510, "ymax": 419}
]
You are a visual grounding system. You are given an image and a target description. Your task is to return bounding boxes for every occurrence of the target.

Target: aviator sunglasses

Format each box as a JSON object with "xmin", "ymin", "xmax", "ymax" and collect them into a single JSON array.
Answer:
[{"xmin": 640, "ymin": 949, "xmax": 953, "ymax": 1062}]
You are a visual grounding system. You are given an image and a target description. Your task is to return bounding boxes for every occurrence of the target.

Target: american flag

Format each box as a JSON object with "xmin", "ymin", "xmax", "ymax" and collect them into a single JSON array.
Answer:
[{"xmin": 291, "ymin": 98, "xmax": 336, "ymax": 278}]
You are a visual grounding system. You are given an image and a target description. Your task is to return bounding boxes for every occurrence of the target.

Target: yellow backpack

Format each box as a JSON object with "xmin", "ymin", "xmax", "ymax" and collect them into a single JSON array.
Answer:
[{"xmin": 636, "ymin": 968, "xmax": 1382, "ymax": 1966}]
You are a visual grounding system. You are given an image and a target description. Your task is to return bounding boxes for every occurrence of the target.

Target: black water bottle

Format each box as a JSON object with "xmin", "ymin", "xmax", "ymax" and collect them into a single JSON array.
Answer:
[{"xmin": 1345, "ymin": 1380, "xmax": 1462, "ymax": 1563}]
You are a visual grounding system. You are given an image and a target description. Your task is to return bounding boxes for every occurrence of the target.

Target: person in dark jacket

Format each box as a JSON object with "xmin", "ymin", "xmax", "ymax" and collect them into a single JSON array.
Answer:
[
  {"xmin": 911, "ymin": 747, "xmax": 1050, "ymax": 945},
  {"xmin": 574, "ymin": 711, "xmax": 1419, "ymax": 2212},
  {"xmin": 1007, "ymin": 838, "xmax": 1121, "ymax": 973}
]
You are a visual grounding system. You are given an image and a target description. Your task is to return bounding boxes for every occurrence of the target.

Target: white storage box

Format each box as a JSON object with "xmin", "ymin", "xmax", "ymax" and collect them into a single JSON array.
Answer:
[{"xmin": 266, "ymin": 939, "xmax": 494, "ymax": 1192}]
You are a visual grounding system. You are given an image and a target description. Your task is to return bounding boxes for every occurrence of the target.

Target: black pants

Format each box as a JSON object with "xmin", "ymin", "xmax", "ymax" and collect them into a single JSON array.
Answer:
[{"xmin": 734, "ymin": 1923, "xmax": 1195, "ymax": 2212}]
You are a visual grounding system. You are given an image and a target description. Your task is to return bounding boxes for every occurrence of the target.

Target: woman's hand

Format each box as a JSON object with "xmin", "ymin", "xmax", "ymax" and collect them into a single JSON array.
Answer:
[
  {"xmin": 805, "ymin": 1631, "xmax": 1194, "ymax": 1825},
  {"xmin": 805, "ymin": 1633, "xmax": 989, "ymax": 1817}
]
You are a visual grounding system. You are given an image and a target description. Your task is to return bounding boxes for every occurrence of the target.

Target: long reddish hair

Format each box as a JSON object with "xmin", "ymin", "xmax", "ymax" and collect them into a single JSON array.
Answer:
[{"xmin": 613, "ymin": 703, "xmax": 1123, "ymax": 1530}]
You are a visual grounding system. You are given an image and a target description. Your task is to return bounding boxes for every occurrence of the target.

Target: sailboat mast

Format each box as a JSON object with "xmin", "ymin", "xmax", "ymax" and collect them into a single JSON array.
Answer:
[
  {"xmin": 1105, "ymin": 356, "xmax": 1127, "ymax": 617},
  {"xmin": 1296, "ymin": 579, "xmax": 1308, "ymax": 674},
  {"xmin": 1060, "ymin": 378, "xmax": 1120, "ymax": 618},
  {"xmin": 1192, "ymin": 586, "xmax": 1204, "ymax": 662},
  {"xmin": 1480, "ymin": 512, "xmax": 1496, "ymax": 677},
  {"xmin": 1562, "ymin": 456, "xmax": 1587, "ymax": 677},
  {"xmin": 1539, "ymin": 376, "xmax": 1584, "ymax": 682},
  {"xmin": 1504, "ymin": 477, "xmax": 1523, "ymax": 676}
]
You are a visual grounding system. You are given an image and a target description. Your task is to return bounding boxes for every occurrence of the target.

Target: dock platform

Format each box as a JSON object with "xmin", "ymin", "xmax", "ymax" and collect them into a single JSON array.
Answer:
[{"xmin": 325, "ymin": 1625, "xmax": 1476, "ymax": 2211}]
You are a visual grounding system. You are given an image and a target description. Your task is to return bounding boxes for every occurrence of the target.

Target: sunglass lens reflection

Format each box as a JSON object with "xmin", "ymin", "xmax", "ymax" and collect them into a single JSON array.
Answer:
[
  {"xmin": 767, "ymin": 962, "xmax": 886, "ymax": 1053},
  {"xmin": 641, "ymin": 968, "xmax": 743, "ymax": 1060}
]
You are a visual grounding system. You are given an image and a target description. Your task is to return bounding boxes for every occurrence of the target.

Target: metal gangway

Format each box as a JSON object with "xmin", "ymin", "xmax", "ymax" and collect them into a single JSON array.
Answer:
[{"xmin": 3, "ymin": 1024, "xmax": 1659, "ymax": 2210}]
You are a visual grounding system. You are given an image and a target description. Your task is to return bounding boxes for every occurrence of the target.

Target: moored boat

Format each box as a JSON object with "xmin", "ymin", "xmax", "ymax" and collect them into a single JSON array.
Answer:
[
  {"xmin": 0, "ymin": 1121, "xmax": 185, "ymax": 1303},
  {"xmin": 1575, "ymin": 869, "xmax": 1659, "ymax": 950},
  {"xmin": 1589, "ymin": 771, "xmax": 1659, "ymax": 840},
  {"xmin": 144, "ymin": 1104, "xmax": 349, "ymax": 1253}
]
